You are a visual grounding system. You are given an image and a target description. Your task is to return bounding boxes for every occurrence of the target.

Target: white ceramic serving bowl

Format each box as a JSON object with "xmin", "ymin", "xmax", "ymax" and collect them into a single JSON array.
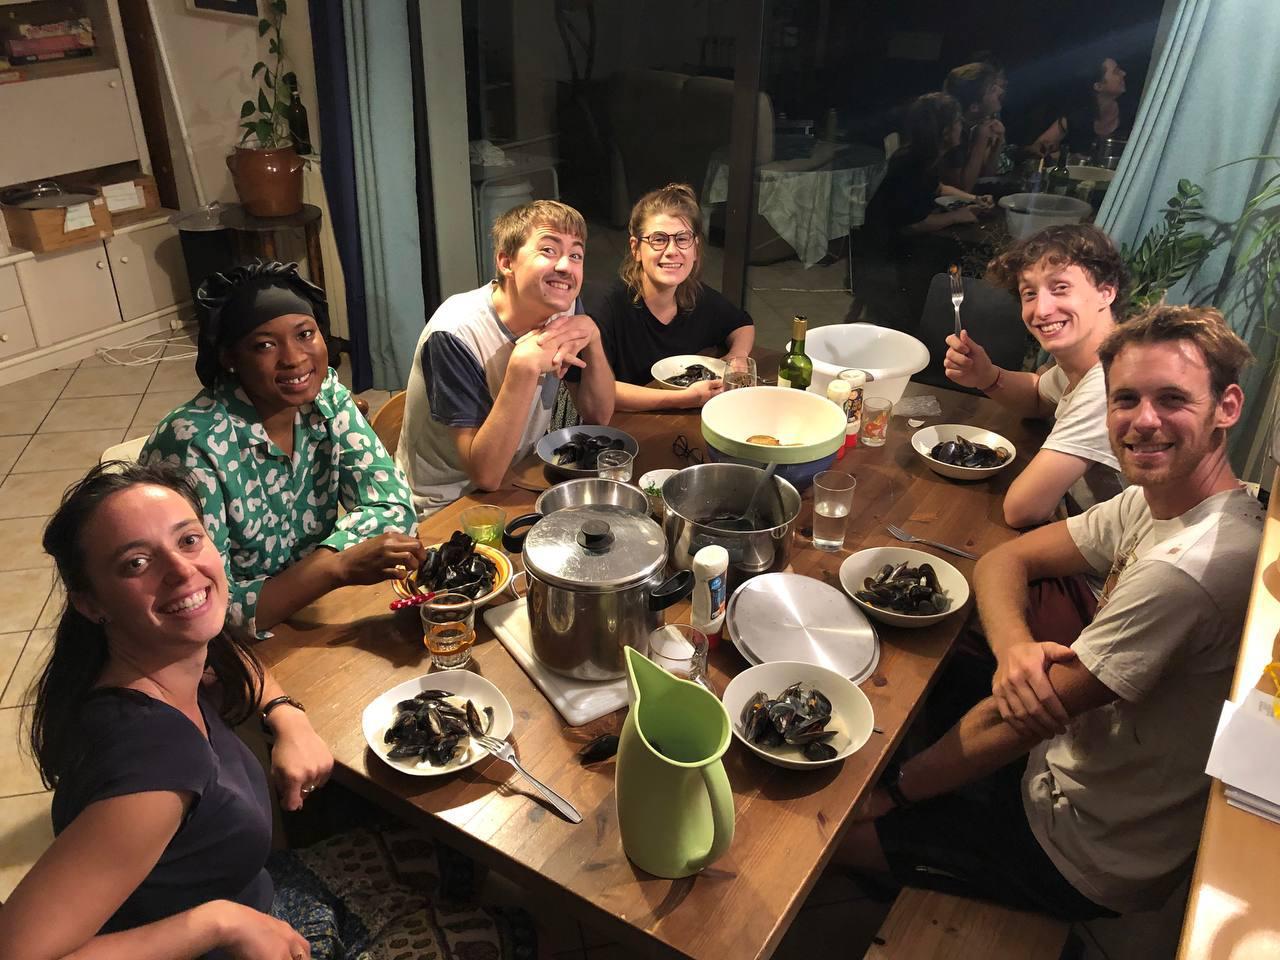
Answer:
[
  {"xmin": 721, "ymin": 660, "xmax": 874, "ymax": 770},
  {"xmin": 911, "ymin": 423, "xmax": 1018, "ymax": 481},
  {"xmin": 998, "ymin": 192, "xmax": 1091, "ymax": 240},
  {"xmin": 838, "ymin": 546, "xmax": 970, "ymax": 629},
  {"xmin": 700, "ymin": 385, "xmax": 846, "ymax": 465},
  {"xmin": 362, "ymin": 670, "xmax": 514, "ymax": 777},
  {"xmin": 805, "ymin": 322, "xmax": 930, "ymax": 403},
  {"xmin": 650, "ymin": 354, "xmax": 728, "ymax": 389}
]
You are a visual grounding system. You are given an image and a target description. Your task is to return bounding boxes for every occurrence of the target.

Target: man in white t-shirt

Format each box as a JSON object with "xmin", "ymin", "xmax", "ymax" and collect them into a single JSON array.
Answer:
[
  {"xmin": 398, "ymin": 200, "xmax": 616, "ymax": 516},
  {"xmin": 945, "ymin": 224, "xmax": 1127, "ymax": 527},
  {"xmin": 837, "ymin": 305, "xmax": 1263, "ymax": 920}
]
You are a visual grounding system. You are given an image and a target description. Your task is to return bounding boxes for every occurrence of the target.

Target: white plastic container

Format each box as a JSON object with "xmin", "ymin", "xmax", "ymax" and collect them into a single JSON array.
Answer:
[
  {"xmin": 998, "ymin": 193, "xmax": 1091, "ymax": 240},
  {"xmin": 804, "ymin": 323, "xmax": 929, "ymax": 403},
  {"xmin": 691, "ymin": 545, "xmax": 729, "ymax": 646}
]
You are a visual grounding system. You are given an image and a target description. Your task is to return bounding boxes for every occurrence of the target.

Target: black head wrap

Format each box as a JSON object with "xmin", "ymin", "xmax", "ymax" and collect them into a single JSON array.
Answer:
[{"xmin": 193, "ymin": 260, "xmax": 330, "ymax": 388}]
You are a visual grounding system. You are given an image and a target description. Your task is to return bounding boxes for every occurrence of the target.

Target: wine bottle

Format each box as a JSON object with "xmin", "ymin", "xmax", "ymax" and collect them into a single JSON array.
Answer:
[
  {"xmin": 777, "ymin": 316, "xmax": 812, "ymax": 390},
  {"xmin": 285, "ymin": 75, "xmax": 312, "ymax": 156}
]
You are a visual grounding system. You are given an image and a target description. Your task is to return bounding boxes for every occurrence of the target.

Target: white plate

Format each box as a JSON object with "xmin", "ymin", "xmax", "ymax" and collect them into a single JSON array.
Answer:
[
  {"xmin": 650, "ymin": 355, "xmax": 727, "ymax": 390},
  {"xmin": 361, "ymin": 671, "xmax": 514, "ymax": 777},
  {"xmin": 722, "ymin": 661, "xmax": 875, "ymax": 770},
  {"xmin": 911, "ymin": 423, "xmax": 1017, "ymax": 480},
  {"xmin": 839, "ymin": 547, "xmax": 970, "ymax": 629}
]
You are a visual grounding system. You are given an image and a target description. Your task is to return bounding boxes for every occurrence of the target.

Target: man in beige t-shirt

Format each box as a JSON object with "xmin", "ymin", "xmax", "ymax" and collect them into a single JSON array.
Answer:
[{"xmin": 837, "ymin": 305, "xmax": 1262, "ymax": 920}]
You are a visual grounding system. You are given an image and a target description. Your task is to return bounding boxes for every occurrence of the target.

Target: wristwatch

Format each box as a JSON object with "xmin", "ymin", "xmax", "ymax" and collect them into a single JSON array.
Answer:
[
  {"xmin": 882, "ymin": 763, "xmax": 913, "ymax": 810},
  {"xmin": 260, "ymin": 695, "xmax": 306, "ymax": 734}
]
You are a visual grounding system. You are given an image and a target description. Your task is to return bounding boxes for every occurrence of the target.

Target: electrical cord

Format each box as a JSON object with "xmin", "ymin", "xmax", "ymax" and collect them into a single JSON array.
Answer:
[{"xmin": 93, "ymin": 326, "xmax": 198, "ymax": 367}]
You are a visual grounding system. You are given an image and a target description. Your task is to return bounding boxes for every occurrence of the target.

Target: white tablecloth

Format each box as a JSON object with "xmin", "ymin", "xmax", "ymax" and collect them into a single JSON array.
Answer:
[{"xmin": 703, "ymin": 141, "xmax": 886, "ymax": 266}]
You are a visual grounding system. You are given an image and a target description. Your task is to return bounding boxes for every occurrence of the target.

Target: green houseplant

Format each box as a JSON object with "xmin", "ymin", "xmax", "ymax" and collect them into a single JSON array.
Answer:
[{"xmin": 226, "ymin": 0, "xmax": 304, "ymax": 217}]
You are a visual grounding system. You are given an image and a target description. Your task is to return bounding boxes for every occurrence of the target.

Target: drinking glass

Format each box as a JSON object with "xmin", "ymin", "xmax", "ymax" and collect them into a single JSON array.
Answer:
[
  {"xmin": 597, "ymin": 448, "xmax": 634, "ymax": 482},
  {"xmin": 723, "ymin": 356, "xmax": 757, "ymax": 390},
  {"xmin": 461, "ymin": 504, "xmax": 506, "ymax": 549},
  {"xmin": 812, "ymin": 471, "xmax": 856, "ymax": 552},
  {"xmin": 861, "ymin": 397, "xmax": 892, "ymax": 447},
  {"xmin": 647, "ymin": 623, "xmax": 712, "ymax": 692},
  {"xmin": 421, "ymin": 592, "xmax": 476, "ymax": 670}
]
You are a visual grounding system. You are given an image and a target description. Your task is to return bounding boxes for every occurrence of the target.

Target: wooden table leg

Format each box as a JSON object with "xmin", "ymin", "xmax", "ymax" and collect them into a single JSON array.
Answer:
[{"xmin": 304, "ymin": 222, "xmax": 326, "ymax": 291}]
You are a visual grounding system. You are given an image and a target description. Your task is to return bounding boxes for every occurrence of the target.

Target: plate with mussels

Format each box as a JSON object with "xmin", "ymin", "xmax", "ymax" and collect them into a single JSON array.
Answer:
[
  {"xmin": 362, "ymin": 671, "xmax": 514, "ymax": 777},
  {"xmin": 839, "ymin": 546, "xmax": 970, "ymax": 628},
  {"xmin": 650, "ymin": 355, "xmax": 727, "ymax": 390},
  {"xmin": 721, "ymin": 661, "xmax": 874, "ymax": 770},
  {"xmin": 392, "ymin": 530, "xmax": 513, "ymax": 606},
  {"xmin": 911, "ymin": 424, "xmax": 1017, "ymax": 480},
  {"xmin": 535, "ymin": 425, "xmax": 640, "ymax": 480}
]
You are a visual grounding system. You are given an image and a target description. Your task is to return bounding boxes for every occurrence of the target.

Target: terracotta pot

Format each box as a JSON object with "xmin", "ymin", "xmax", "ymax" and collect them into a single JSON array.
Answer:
[{"xmin": 227, "ymin": 144, "xmax": 304, "ymax": 217}]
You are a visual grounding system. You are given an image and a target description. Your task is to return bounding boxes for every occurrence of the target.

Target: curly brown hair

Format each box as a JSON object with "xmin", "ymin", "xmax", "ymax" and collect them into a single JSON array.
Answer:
[
  {"xmin": 1098, "ymin": 304, "xmax": 1253, "ymax": 401},
  {"xmin": 986, "ymin": 223, "xmax": 1131, "ymax": 318}
]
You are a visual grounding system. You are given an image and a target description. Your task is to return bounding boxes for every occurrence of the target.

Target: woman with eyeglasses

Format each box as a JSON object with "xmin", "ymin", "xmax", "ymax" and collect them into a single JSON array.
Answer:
[{"xmin": 583, "ymin": 183, "xmax": 754, "ymax": 411}]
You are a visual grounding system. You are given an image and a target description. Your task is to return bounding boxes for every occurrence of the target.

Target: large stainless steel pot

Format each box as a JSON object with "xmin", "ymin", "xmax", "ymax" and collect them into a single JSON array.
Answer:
[
  {"xmin": 661, "ymin": 463, "xmax": 801, "ymax": 583},
  {"xmin": 502, "ymin": 504, "xmax": 693, "ymax": 680}
]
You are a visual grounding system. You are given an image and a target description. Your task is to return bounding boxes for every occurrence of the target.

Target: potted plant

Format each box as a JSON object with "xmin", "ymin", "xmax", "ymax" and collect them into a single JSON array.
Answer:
[{"xmin": 226, "ymin": 0, "xmax": 304, "ymax": 217}]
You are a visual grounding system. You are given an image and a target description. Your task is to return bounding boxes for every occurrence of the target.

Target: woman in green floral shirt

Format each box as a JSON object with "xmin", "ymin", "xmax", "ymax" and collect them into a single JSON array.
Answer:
[{"xmin": 143, "ymin": 261, "xmax": 423, "ymax": 634}]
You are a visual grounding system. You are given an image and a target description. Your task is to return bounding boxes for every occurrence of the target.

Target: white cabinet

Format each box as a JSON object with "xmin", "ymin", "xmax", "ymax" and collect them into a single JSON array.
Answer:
[
  {"xmin": 106, "ymin": 224, "xmax": 188, "ymax": 323},
  {"xmin": 17, "ymin": 245, "xmax": 123, "ymax": 345},
  {"xmin": 0, "ymin": 70, "xmax": 140, "ymax": 186},
  {"xmin": 0, "ymin": 306, "xmax": 38, "ymax": 361},
  {"xmin": 0, "ymin": 265, "xmax": 22, "ymax": 312}
]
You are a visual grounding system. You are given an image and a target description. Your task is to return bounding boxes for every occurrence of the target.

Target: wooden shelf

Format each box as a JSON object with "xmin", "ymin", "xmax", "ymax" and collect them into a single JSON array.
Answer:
[{"xmin": 3, "ymin": 54, "xmax": 116, "ymax": 82}]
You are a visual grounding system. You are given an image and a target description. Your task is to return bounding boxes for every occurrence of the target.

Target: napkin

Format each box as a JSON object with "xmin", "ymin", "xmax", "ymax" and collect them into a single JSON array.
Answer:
[{"xmin": 1205, "ymin": 688, "xmax": 1280, "ymax": 822}]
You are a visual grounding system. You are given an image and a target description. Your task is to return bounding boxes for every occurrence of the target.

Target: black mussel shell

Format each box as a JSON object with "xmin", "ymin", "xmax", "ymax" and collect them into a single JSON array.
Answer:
[
  {"xmin": 803, "ymin": 741, "xmax": 839, "ymax": 762},
  {"xmin": 465, "ymin": 700, "xmax": 485, "ymax": 737},
  {"xmin": 429, "ymin": 735, "xmax": 464, "ymax": 766},
  {"xmin": 553, "ymin": 441, "xmax": 582, "ymax": 466},
  {"xmin": 578, "ymin": 733, "xmax": 620, "ymax": 765},
  {"xmin": 385, "ymin": 712, "xmax": 416, "ymax": 743},
  {"xmin": 388, "ymin": 737, "xmax": 427, "ymax": 760},
  {"xmin": 418, "ymin": 547, "xmax": 441, "ymax": 587},
  {"xmin": 930, "ymin": 440, "xmax": 962, "ymax": 464},
  {"xmin": 415, "ymin": 689, "xmax": 451, "ymax": 702}
]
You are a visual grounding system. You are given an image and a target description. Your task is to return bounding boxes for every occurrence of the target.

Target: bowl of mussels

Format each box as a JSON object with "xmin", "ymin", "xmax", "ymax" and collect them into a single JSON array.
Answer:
[
  {"xmin": 721, "ymin": 661, "xmax": 875, "ymax": 770},
  {"xmin": 838, "ymin": 546, "xmax": 970, "ymax": 628},
  {"xmin": 535, "ymin": 425, "xmax": 641, "ymax": 481},
  {"xmin": 361, "ymin": 670, "xmax": 514, "ymax": 777},
  {"xmin": 392, "ymin": 529, "xmax": 513, "ymax": 606},
  {"xmin": 911, "ymin": 424, "xmax": 1017, "ymax": 480},
  {"xmin": 650, "ymin": 354, "xmax": 727, "ymax": 390}
]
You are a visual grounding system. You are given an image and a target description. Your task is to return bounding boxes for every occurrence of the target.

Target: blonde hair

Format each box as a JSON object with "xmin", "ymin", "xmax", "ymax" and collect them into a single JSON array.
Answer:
[
  {"xmin": 621, "ymin": 183, "xmax": 704, "ymax": 312},
  {"xmin": 1098, "ymin": 304, "xmax": 1253, "ymax": 400},
  {"xmin": 491, "ymin": 200, "xmax": 587, "ymax": 284}
]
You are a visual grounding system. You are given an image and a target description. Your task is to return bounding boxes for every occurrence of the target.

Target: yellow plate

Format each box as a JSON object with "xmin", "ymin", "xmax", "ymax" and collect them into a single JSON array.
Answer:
[{"xmin": 392, "ymin": 541, "xmax": 513, "ymax": 607}]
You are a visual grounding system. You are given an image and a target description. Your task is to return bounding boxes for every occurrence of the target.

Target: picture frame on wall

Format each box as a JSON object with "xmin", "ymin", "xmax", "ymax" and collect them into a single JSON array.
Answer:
[{"xmin": 185, "ymin": 0, "xmax": 259, "ymax": 20}]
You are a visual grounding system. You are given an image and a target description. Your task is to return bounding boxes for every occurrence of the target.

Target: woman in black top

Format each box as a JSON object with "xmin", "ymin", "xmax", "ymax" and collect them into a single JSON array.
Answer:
[
  {"xmin": 584, "ymin": 183, "xmax": 754, "ymax": 411},
  {"xmin": 1032, "ymin": 58, "xmax": 1131, "ymax": 158}
]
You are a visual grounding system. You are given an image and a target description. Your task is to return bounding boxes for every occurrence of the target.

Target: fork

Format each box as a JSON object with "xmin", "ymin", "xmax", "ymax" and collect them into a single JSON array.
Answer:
[
  {"xmin": 474, "ymin": 734, "xmax": 583, "ymax": 823},
  {"xmin": 949, "ymin": 265, "xmax": 964, "ymax": 337},
  {"xmin": 886, "ymin": 523, "xmax": 978, "ymax": 561}
]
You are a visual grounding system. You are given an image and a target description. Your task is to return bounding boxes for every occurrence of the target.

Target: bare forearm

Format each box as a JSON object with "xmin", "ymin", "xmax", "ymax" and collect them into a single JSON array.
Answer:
[
  {"xmin": 573, "ymin": 339, "xmax": 616, "ymax": 424},
  {"xmin": 898, "ymin": 696, "xmax": 1038, "ymax": 804},
  {"xmin": 725, "ymin": 325, "xmax": 755, "ymax": 357},
  {"xmin": 974, "ymin": 549, "xmax": 1035, "ymax": 658},
  {"xmin": 254, "ymin": 547, "xmax": 343, "ymax": 630},
  {"xmin": 8, "ymin": 901, "xmax": 224, "ymax": 960},
  {"xmin": 468, "ymin": 366, "xmax": 543, "ymax": 489},
  {"xmin": 615, "ymin": 381, "xmax": 698, "ymax": 411},
  {"xmin": 982, "ymin": 367, "xmax": 1045, "ymax": 417}
]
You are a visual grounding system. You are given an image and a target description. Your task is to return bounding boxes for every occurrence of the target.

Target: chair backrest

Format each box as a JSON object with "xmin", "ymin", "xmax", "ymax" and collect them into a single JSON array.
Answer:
[
  {"xmin": 100, "ymin": 435, "xmax": 149, "ymax": 464},
  {"xmin": 914, "ymin": 273, "xmax": 1029, "ymax": 392},
  {"xmin": 883, "ymin": 132, "xmax": 901, "ymax": 159},
  {"xmin": 369, "ymin": 391, "xmax": 406, "ymax": 457}
]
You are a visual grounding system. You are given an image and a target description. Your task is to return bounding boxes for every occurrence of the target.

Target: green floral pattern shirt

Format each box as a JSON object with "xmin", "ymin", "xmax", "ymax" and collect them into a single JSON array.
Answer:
[{"xmin": 141, "ymin": 369, "xmax": 414, "ymax": 633}]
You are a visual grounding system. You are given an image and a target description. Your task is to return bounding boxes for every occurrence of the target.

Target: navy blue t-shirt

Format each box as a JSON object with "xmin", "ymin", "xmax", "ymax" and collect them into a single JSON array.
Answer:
[{"xmin": 51, "ymin": 686, "xmax": 274, "ymax": 936}]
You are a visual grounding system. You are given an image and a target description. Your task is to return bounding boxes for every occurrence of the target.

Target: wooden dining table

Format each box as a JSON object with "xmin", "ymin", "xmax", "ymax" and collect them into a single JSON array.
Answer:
[{"xmin": 258, "ymin": 378, "xmax": 1048, "ymax": 960}]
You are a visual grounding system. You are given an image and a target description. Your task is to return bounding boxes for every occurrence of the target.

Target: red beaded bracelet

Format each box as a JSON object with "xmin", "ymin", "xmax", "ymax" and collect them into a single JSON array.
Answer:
[{"xmin": 983, "ymin": 367, "xmax": 1003, "ymax": 392}]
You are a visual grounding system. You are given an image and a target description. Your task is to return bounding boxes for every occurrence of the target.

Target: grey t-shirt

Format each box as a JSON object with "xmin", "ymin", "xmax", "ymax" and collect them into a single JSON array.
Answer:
[
  {"xmin": 1038, "ymin": 362, "xmax": 1124, "ymax": 514},
  {"xmin": 397, "ymin": 284, "xmax": 562, "ymax": 517},
  {"xmin": 1022, "ymin": 485, "xmax": 1265, "ymax": 912}
]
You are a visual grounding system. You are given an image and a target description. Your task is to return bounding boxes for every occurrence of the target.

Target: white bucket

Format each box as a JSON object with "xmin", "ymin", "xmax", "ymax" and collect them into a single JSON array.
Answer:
[
  {"xmin": 804, "ymin": 323, "xmax": 930, "ymax": 404},
  {"xmin": 998, "ymin": 193, "xmax": 1092, "ymax": 240},
  {"xmin": 480, "ymin": 180, "xmax": 534, "ymax": 277}
]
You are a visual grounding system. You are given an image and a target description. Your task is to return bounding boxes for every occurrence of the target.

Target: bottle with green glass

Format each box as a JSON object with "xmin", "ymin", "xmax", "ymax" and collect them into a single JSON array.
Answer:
[{"xmin": 777, "ymin": 316, "xmax": 812, "ymax": 390}]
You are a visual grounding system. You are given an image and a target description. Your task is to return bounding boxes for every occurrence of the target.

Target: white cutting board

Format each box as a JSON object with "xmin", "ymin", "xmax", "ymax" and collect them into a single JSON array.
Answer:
[{"xmin": 482, "ymin": 597, "xmax": 628, "ymax": 726}]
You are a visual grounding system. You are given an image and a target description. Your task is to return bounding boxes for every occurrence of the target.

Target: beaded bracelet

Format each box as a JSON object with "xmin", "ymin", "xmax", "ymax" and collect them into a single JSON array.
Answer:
[{"xmin": 983, "ymin": 367, "xmax": 1003, "ymax": 393}]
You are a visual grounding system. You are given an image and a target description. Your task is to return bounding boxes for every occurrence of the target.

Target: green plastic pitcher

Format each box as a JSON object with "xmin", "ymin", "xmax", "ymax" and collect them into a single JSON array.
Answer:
[{"xmin": 616, "ymin": 646, "xmax": 735, "ymax": 878}]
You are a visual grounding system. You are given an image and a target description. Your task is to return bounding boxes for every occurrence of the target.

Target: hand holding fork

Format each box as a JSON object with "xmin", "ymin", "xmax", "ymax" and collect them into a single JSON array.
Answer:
[{"xmin": 949, "ymin": 265, "xmax": 964, "ymax": 337}]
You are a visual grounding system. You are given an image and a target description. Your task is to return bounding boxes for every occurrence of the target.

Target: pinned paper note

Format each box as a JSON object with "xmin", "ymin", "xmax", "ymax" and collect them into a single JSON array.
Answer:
[
  {"xmin": 63, "ymin": 202, "xmax": 94, "ymax": 232},
  {"xmin": 102, "ymin": 181, "xmax": 143, "ymax": 213}
]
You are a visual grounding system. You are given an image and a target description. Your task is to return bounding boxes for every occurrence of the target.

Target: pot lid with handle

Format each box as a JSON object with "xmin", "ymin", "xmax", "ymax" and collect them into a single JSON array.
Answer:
[{"xmin": 522, "ymin": 504, "xmax": 667, "ymax": 591}]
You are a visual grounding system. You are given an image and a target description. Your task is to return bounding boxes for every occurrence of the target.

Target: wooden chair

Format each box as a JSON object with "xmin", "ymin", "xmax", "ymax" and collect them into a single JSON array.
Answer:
[
  {"xmin": 913, "ymin": 272, "xmax": 1029, "ymax": 392},
  {"xmin": 865, "ymin": 887, "xmax": 1070, "ymax": 959},
  {"xmin": 369, "ymin": 391, "xmax": 406, "ymax": 456}
]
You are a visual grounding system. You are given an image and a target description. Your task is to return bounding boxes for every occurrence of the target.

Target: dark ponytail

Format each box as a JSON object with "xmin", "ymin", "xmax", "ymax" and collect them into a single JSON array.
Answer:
[{"xmin": 29, "ymin": 461, "xmax": 264, "ymax": 788}]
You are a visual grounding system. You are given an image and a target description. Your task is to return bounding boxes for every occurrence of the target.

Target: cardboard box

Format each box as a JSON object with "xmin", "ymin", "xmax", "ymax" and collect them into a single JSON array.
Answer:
[
  {"xmin": 1, "ymin": 196, "xmax": 113, "ymax": 254},
  {"xmin": 65, "ymin": 173, "xmax": 160, "ymax": 221}
]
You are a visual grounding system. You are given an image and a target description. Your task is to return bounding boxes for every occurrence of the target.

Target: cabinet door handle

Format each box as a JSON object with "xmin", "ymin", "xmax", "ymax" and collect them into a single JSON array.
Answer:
[
  {"xmin": 109, "ymin": 80, "xmax": 119, "ymax": 89},
  {"xmin": 119, "ymin": 256, "xmax": 130, "ymax": 264},
  {"xmin": 1, "ymin": 334, "xmax": 9, "ymax": 343},
  {"xmin": 96, "ymin": 261, "xmax": 106, "ymax": 269}
]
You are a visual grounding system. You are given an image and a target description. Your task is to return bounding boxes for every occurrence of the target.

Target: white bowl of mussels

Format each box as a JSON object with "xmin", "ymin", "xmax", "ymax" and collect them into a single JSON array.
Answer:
[
  {"xmin": 839, "ymin": 546, "xmax": 970, "ymax": 629},
  {"xmin": 721, "ymin": 661, "xmax": 875, "ymax": 770},
  {"xmin": 650, "ymin": 354, "xmax": 727, "ymax": 389},
  {"xmin": 911, "ymin": 423, "xmax": 1017, "ymax": 480}
]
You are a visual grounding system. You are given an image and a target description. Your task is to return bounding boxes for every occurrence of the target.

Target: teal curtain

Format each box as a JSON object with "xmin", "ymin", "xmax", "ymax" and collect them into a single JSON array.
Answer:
[
  {"xmin": 1097, "ymin": 0, "xmax": 1280, "ymax": 473},
  {"xmin": 345, "ymin": 1, "xmax": 426, "ymax": 390}
]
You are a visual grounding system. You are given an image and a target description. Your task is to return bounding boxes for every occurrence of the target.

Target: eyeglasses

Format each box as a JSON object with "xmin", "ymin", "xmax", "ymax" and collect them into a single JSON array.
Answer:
[
  {"xmin": 639, "ymin": 231, "xmax": 696, "ymax": 251},
  {"xmin": 672, "ymin": 434, "xmax": 704, "ymax": 464}
]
